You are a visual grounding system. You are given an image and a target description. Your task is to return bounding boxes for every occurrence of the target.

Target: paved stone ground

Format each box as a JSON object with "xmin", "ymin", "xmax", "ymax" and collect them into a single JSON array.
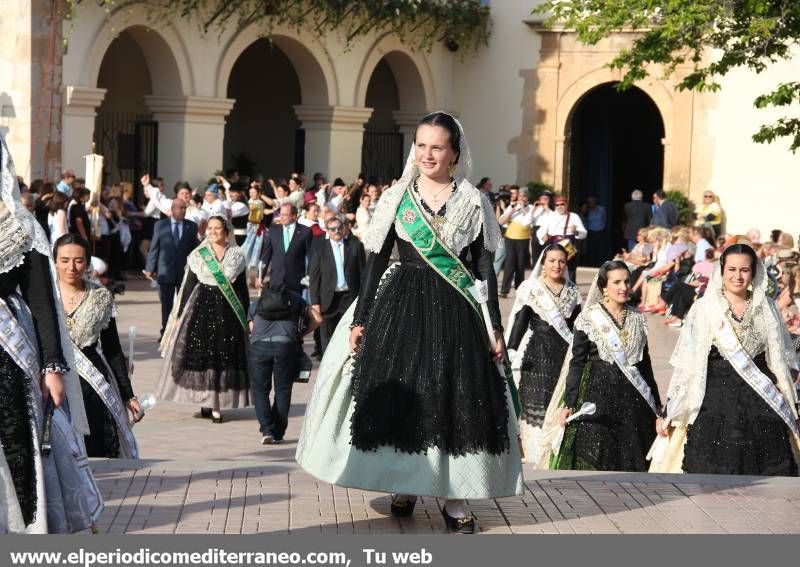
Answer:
[{"xmin": 91, "ymin": 269, "xmax": 800, "ymax": 534}]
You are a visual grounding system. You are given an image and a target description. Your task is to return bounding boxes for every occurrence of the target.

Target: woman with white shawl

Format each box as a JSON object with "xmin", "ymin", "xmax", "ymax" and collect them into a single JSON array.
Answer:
[
  {"xmin": 505, "ymin": 244, "xmax": 581, "ymax": 461},
  {"xmin": 652, "ymin": 244, "xmax": 799, "ymax": 475},
  {"xmin": 296, "ymin": 112, "xmax": 522, "ymax": 534},
  {"xmin": 156, "ymin": 215, "xmax": 250, "ymax": 424},
  {"xmin": 535, "ymin": 260, "xmax": 661, "ymax": 471},
  {"xmin": 0, "ymin": 134, "xmax": 103, "ymax": 533}
]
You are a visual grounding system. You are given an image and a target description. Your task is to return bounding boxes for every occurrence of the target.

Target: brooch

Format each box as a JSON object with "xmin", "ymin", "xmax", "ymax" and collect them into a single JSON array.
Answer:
[{"xmin": 402, "ymin": 210, "xmax": 417, "ymax": 224}]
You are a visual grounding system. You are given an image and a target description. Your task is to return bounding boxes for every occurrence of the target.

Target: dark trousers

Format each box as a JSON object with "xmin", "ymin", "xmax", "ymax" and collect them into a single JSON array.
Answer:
[
  {"xmin": 530, "ymin": 234, "xmax": 543, "ymax": 266},
  {"xmin": 249, "ymin": 340, "xmax": 297, "ymax": 440},
  {"xmin": 501, "ymin": 238, "xmax": 530, "ymax": 293},
  {"xmin": 586, "ymin": 230, "xmax": 605, "ymax": 267},
  {"xmin": 320, "ymin": 292, "xmax": 352, "ymax": 354},
  {"xmin": 158, "ymin": 282, "xmax": 177, "ymax": 336}
]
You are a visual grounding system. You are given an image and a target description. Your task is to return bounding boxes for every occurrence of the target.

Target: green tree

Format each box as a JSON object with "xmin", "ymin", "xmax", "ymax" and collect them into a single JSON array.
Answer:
[
  {"xmin": 535, "ymin": 0, "xmax": 800, "ymax": 151},
  {"xmin": 68, "ymin": 0, "xmax": 490, "ymax": 54}
]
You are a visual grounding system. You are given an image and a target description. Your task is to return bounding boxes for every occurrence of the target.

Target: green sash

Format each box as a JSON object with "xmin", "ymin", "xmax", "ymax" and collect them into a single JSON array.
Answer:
[
  {"xmin": 396, "ymin": 187, "xmax": 521, "ymax": 416},
  {"xmin": 197, "ymin": 246, "xmax": 247, "ymax": 329}
]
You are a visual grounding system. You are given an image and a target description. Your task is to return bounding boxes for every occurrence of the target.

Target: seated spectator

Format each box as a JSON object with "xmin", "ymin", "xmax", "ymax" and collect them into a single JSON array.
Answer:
[{"xmin": 663, "ymin": 248, "xmax": 716, "ymax": 327}]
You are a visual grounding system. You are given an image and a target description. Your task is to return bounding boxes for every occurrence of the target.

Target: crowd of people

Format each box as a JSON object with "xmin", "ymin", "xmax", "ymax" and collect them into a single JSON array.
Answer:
[{"xmin": 2, "ymin": 110, "xmax": 799, "ymax": 536}]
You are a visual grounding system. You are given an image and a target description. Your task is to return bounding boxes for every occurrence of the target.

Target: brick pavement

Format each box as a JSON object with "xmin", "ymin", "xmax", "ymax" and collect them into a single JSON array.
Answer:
[{"xmin": 98, "ymin": 269, "xmax": 800, "ymax": 534}]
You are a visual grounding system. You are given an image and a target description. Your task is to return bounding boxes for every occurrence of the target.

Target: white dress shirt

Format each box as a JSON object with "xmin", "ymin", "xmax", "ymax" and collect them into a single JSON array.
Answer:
[{"xmin": 537, "ymin": 211, "xmax": 588, "ymax": 244}]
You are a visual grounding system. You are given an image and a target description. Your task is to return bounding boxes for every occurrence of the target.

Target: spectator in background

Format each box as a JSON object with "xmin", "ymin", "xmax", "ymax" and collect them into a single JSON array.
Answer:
[
  {"xmin": 309, "ymin": 215, "xmax": 366, "ymax": 353},
  {"xmin": 299, "ymin": 202, "xmax": 325, "ymax": 237},
  {"xmin": 746, "ymin": 228, "xmax": 762, "ymax": 245},
  {"xmin": 260, "ymin": 203, "xmax": 313, "ymax": 293},
  {"xmin": 56, "ymin": 168, "xmax": 76, "ymax": 195},
  {"xmin": 352, "ymin": 193, "xmax": 372, "ymax": 240},
  {"xmin": 367, "ymin": 184, "xmax": 382, "ymax": 213},
  {"xmin": 694, "ymin": 190, "xmax": 723, "ymax": 237},
  {"xmin": 537, "ymin": 195, "xmax": 587, "ymax": 282},
  {"xmin": 651, "ymin": 190, "xmax": 678, "ymax": 229},
  {"xmin": 690, "ymin": 226, "xmax": 715, "ymax": 263},
  {"xmin": 584, "ymin": 196, "xmax": 607, "ymax": 266},
  {"xmin": 530, "ymin": 192, "xmax": 552, "ymax": 267},
  {"xmin": 48, "ymin": 191, "xmax": 69, "ymax": 244},
  {"xmin": 68, "ymin": 187, "xmax": 91, "ymax": 241},
  {"xmin": 476, "ymin": 177, "xmax": 493, "ymax": 194},
  {"xmin": 145, "ymin": 199, "xmax": 199, "ymax": 337},
  {"xmin": 623, "ymin": 189, "xmax": 652, "ymax": 251},
  {"xmin": 498, "ymin": 187, "xmax": 533, "ymax": 297}
]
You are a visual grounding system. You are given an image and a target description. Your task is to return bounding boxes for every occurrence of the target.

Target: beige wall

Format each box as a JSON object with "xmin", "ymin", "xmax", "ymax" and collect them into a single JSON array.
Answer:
[
  {"xmin": 0, "ymin": 0, "xmax": 62, "ymax": 181},
  {"xmin": 60, "ymin": 3, "xmax": 454, "ymax": 186},
  {"xmin": 700, "ymin": 52, "xmax": 800, "ymax": 237}
]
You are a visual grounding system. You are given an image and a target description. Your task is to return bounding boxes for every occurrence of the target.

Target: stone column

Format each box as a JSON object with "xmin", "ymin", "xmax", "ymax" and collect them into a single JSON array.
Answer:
[
  {"xmin": 144, "ymin": 95, "xmax": 235, "ymax": 186},
  {"xmin": 293, "ymin": 105, "xmax": 373, "ymax": 181},
  {"xmin": 392, "ymin": 110, "xmax": 427, "ymax": 155},
  {"xmin": 62, "ymin": 86, "xmax": 106, "ymax": 172}
]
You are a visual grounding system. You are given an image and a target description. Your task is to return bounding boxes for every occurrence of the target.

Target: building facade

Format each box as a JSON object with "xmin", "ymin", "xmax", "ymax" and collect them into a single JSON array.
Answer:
[{"xmin": 1, "ymin": 0, "xmax": 797, "ymax": 238}]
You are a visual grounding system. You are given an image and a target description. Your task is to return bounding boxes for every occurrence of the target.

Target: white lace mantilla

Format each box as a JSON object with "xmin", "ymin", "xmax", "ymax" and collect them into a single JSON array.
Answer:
[
  {"xmin": 574, "ymin": 303, "xmax": 647, "ymax": 365},
  {"xmin": 362, "ymin": 179, "xmax": 501, "ymax": 255},
  {"xmin": 0, "ymin": 204, "xmax": 33, "ymax": 275},
  {"xmin": 66, "ymin": 282, "xmax": 115, "ymax": 348},
  {"xmin": 1, "ymin": 135, "xmax": 50, "ymax": 272},
  {"xmin": 186, "ymin": 244, "xmax": 246, "ymax": 286},
  {"xmin": 526, "ymin": 280, "xmax": 580, "ymax": 322}
]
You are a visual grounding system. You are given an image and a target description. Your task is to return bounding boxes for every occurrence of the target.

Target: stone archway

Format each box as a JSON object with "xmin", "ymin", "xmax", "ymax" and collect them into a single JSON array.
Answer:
[
  {"xmin": 564, "ymin": 82, "xmax": 665, "ymax": 263},
  {"xmin": 93, "ymin": 26, "xmax": 186, "ymax": 184},
  {"xmin": 222, "ymin": 39, "xmax": 304, "ymax": 178}
]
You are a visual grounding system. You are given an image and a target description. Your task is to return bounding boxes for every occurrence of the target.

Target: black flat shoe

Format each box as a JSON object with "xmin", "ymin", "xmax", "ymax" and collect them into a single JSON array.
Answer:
[
  {"xmin": 440, "ymin": 506, "xmax": 475, "ymax": 534},
  {"xmin": 194, "ymin": 407, "xmax": 212, "ymax": 419},
  {"xmin": 211, "ymin": 414, "xmax": 224, "ymax": 424},
  {"xmin": 390, "ymin": 495, "xmax": 417, "ymax": 518}
]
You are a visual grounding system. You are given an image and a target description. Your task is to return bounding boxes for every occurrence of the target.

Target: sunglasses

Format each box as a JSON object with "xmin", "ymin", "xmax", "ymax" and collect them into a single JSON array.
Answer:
[
  {"xmin": 703, "ymin": 195, "xmax": 713, "ymax": 198},
  {"xmin": 327, "ymin": 225, "xmax": 343, "ymax": 232}
]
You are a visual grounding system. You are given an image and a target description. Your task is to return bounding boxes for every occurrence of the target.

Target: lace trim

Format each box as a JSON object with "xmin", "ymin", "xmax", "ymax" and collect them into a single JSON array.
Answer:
[
  {"xmin": 186, "ymin": 243, "xmax": 246, "ymax": 286},
  {"xmin": 41, "ymin": 362, "xmax": 70, "ymax": 376},
  {"xmin": 363, "ymin": 180, "xmax": 501, "ymax": 255},
  {"xmin": 574, "ymin": 304, "xmax": 647, "ymax": 365},
  {"xmin": 65, "ymin": 282, "xmax": 115, "ymax": 348},
  {"xmin": 0, "ymin": 204, "xmax": 33, "ymax": 275},
  {"xmin": 1, "ymin": 135, "xmax": 51, "ymax": 264},
  {"xmin": 526, "ymin": 280, "xmax": 580, "ymax": 322}
]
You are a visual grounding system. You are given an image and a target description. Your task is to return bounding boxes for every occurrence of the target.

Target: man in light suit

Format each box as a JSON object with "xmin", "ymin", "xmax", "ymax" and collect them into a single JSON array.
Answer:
[
  {"xmin": 260, "ymin": 203, "xmax": 312, "ymax": 292},
  {"xmin": 308, "ymin": 215, "xmax": 365, "ymax": 353},
  {"xmin": 145, "ymin": 199, "xmax": 199, "ymax": 336}
]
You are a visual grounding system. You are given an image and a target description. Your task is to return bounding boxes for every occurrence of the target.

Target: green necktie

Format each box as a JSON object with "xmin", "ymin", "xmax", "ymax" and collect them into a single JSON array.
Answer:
[{"xmin": 283, "ymin": 225, "xmax": 291, "ymax": 251}]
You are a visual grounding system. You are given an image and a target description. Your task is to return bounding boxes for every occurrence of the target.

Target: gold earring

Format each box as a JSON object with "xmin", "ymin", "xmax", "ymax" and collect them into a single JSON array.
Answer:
[{"xmin": 603, "ymin": 289, "xmax": 610, "ymax": 303}]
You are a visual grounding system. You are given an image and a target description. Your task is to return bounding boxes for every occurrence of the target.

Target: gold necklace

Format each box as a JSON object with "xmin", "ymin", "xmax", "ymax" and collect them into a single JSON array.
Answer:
[{"xmin": 419, "ymin": 177, "xmax": 453, "ymax": 206}]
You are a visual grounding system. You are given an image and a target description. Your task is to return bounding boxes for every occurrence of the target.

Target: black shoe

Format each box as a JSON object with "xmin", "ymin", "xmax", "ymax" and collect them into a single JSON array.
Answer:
[
  {"xmin": 211, "ymin": 412, "xmax": 224, "ymax": 424},
  {"xmin": 390, "ymin": 495, "xmax": 417, "ymax": 518},
  {"xmin": 440, "ymin": 506, "xmax": 475, "ymax": 534},
  {"xmin": 194, "ymin": 407, "xmax": 212, "ymax": 419}
]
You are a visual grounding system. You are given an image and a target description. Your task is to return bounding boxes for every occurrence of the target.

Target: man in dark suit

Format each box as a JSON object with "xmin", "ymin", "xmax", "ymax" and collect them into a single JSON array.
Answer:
[
  {"xmin": 260, "ymin": 203, "xmax": 312, "ymax": 292},
  {"xmin": 623, "ymin": 189, "xmax": 652, "ymax": 251},
  {"xmin": 309, "ymin": 215, "xmax": 366, "ymax": 353},
  {"xmin": 652, "ymin": 189, "xmax": 678, "ymax": 230},
  {"xmin": 145, "ymin": 199, "xmax": 199, "ymax": 336}
]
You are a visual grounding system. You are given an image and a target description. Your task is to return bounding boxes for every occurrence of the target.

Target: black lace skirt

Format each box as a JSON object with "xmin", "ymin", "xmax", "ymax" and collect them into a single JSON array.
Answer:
[
  {"xmin": 554, "ymin": 359, "xmax": 656, "ymax": 472},
  {"xmin": 79, "ymin": 345, "xmax": 120, "ymax": 458},
  {"xmin": 683, "ymin": 347, "xmax": 797, "ymax": 476},
  {"xmin": 350, "ymin": 262, "xmax": 510, "ymax": 456},
  {"xmin": 171, "ymin": 284, "xmax": 249, "ymax": 392},
  {"xmin": 519, "ymin": 323, "xmax": 569, "ymax": 427},
  {"xmin": 0, "ymin": 347, "xmax": 36, "ymax": 525}
]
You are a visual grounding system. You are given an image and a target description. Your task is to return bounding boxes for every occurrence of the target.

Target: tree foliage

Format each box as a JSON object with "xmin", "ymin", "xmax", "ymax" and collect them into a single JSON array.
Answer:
[
  {"xmin": 67, "ymin": 0, "xmax": 490, "ymax": 54},
  {"xmin": 535, "ymin": 0, "xmax": 800, "ymax": 151}
]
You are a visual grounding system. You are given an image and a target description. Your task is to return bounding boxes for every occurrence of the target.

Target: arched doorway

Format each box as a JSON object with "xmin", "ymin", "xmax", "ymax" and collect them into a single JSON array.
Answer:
[
  {"xmin": 362, "ymin": 58, "xmax": 403, "ymax": 184},
  {"xmin": 566, "ymin": 83, "xmax": 664, "ymax": 265},
  {"xmin": 95, "ymin": 27, "xmax": 164, "ymax": 185},
  {"xmin": 223, "ymin": 39, "xmax": 302, "ymax": 179}
]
